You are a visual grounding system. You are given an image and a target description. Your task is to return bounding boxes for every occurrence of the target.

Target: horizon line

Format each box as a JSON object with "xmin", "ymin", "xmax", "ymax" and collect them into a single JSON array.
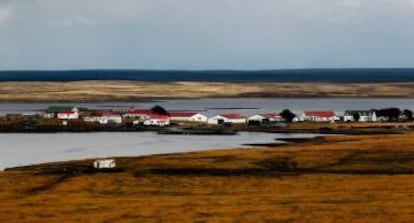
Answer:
[{"xmin": 1, "ymin": 67, "xmax": 414, "ymax": 72}]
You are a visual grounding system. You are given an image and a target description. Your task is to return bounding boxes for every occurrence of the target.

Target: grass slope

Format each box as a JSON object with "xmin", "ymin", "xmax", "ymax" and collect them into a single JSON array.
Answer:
[{"xmin": 2, "ymin": 132, "xmax": 414, "ymax": 222}]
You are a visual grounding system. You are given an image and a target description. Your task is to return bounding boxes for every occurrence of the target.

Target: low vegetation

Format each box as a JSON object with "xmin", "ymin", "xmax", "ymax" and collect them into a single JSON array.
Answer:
[
  {"xmin": 2, "ymin": 81, "xmax": 414, "ymax": 101},
  {"xmin": 2, "ymin": 131, "xmax": 414, "ymax": 222}
]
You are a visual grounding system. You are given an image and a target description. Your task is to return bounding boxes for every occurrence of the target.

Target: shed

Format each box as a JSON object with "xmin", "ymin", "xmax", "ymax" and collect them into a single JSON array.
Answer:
[{"xmin": 93, "ymin": 159, "xmax": 116, "ymax": 169}]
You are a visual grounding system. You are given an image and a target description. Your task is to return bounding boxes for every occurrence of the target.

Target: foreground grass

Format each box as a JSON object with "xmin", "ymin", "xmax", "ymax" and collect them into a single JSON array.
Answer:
[
  {"xmin": 2, "ymin": 132, "xmax": 414, "ymax": 222},
  {"xmin": 1, "ymin": 81, "xmax": 414, "ymax": 101}
]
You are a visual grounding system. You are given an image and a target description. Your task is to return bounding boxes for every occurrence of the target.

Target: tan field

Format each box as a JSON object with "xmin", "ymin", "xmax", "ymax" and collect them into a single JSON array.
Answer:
[
  {"xmin": 2, "ymin": 131, "xmax": 414, "ymax": 222},
  {"xmin": 1, "ymin": 81, "xmax": 414, "ymax": 101}
]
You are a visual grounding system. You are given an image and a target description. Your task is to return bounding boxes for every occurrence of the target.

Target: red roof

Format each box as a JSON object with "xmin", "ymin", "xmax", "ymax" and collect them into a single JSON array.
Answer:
[
  {"xmin": 148, "ymin": 114, "xmax": 169, "ymax": 120},
  {"xmin": 304, "ymin": 110, "xmax": 336, "ymax": 118},
  {"xmin": 221, "ymin": 113, "xmax": 245, "ymax": 119},
  {"xmin": 58, "ymin": 110, "xmax": 77, "ymax": 114},
  {"xmin": 126, "ymin": 109, "xmax": 154, "ymax": 115},
  {"xmin": 169, "ymin": 112, "xmax": 197, "ymax": 117}
]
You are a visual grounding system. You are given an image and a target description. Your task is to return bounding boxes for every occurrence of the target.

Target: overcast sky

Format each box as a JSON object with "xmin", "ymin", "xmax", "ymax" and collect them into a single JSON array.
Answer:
[{"xmin": 1, "ymin": 0, "xmax": 414, "ymax": 70}]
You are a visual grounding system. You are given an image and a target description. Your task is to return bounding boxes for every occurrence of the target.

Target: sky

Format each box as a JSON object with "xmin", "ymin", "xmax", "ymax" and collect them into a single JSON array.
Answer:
[{"xmin": 1, "ymin": 0, "xmax": 414, "ymax": 70}]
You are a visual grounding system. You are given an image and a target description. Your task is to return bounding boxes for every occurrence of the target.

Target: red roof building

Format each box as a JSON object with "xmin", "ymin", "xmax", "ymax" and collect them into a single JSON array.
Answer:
[
  {"xmin": 148, "ymin": 114, "xmax": 169, "ymax": 120},
  {"xmin": 127, "ymin": 109, "xmax": 154, "ymax": 115},
  {"xmin": 303, "ymin": 110, "xmax": 336, "ymax": 122},
  {"xmin": 57, "ymin": 110, "xmax": 79, "ymax": 120},
  {"xmin": 169, "ymin": 112, "xmax": 208, "ymax": 123},
  {"xmin": 123, "ymin": 109, "xmax": 155, "ymax": 118},
  {"xmin": 220, "ymin": 113, "xmax": 245, "ymax": 119},
  {"xmin": 169, "ymin": 112, "xmax": 197, "ymax": 117},
  {"xmin": 143, "ymin": 114, "xmax": 170, "ymax": 126}
]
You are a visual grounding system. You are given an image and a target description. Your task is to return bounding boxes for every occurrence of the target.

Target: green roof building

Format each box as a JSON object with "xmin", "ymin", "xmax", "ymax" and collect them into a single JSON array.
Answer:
[{"xmin": 46, "ymin": 106, "xmax": 78, "ymax": 114}]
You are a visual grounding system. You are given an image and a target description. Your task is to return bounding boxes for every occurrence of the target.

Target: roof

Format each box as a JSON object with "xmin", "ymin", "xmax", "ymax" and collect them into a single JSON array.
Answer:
[
  {"xmin": 169, "ymin": 112, "xmax": 198, "ymax": 117},
  {"xmin": 58, "ymin": 110, "xmax": 77, "ymax": 114},
  {"xmin": 220, "ymin": 113, "xmax": 245, "ymax": 119},
  {"xmin": 148, "ymin": 114, "xmax": 169, "ymax": 120},
  {"xmin": 126, "ymin": 109, "xmax": 154, "ymax": 115},
  {"xmin": 304, "ymin": 110, "xmax": 336, "ymax": 118},
  {"xmin": 46, "ymin": 106, "xmax": 75, "ymax": 113},
  {"xmin": 344, "ymin": 110, "xmax": 376, "ymax": 116}
]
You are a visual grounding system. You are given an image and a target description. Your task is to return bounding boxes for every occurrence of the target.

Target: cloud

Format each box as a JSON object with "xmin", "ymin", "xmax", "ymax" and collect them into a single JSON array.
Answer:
[
  {"xmin": 338, "ymin": 0, "xmax": 362, "ymax": 9},
  {"xmin": 48, "ymin": 15, "xmax": 95, "ymax": 28},
  {"xmin": 1, "ymin": 0, "xmax": 414, "ymax": 69},
  {"xmin": 0, "ymin": 5, "xmax": 11, "ymax": 24}
]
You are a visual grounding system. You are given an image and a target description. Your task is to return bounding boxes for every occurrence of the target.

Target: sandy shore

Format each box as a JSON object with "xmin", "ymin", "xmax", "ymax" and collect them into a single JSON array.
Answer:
[{"xmin": 1, "ymin": 81, "xmax": 414, "ymax": 101}]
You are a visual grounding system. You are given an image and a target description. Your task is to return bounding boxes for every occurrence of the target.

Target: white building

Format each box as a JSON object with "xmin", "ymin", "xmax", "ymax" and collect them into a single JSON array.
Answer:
[
  {"xmin": 247, "ymin": 114, "xmax": 283, "ymax": 123},
  {"xmin": 302, "ymin": 111, "xmax": 337, "ymax": 122},
  {"xmin": 207, "ymin": 113, "xmax": 246, "ymax": 125},
  {"xmin": 122, "ymin": 109, "xmax": 154, "ymax": 119},
  {"xmin": 98, "ymin": 114, "xmax": 122, "ymax": 124},
  {"xmin": 93, "ymin": 159, "xmax": 116, "ymax": 169},
  {"xmin": 44, "ymin": 106, "xmax": 79, "ymax": 119},
  {"xmin": 57, "ymin": 110, "xmax": 79, "ymax": 120},
  {"xmin": 344, "ymin": 110, "xmax": 377, "ymax": 122},
  {"xmin": 142, "ymin": 115, "xmax": 170, "ymax": 126},
  {"xmin": 169, "ymin": 112, "xmax": 208, "ymax": 123}
]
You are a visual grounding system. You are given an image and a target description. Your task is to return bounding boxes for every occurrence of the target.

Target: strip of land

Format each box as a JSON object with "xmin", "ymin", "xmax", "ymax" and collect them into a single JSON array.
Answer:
[
  {"xmin": 1, "ymin": 81, "xmax": 414, "ymax": 101},
  {"xmin": 2, "ymin": 131, "xmax": 414, "ymax": 222}
]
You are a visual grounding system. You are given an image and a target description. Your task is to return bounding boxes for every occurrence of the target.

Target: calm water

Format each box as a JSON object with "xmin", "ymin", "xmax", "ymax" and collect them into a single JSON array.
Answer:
[
  {"xmin": 1, "ymin": 69, "xmax": 414, "ymax": 82},
  {"xmin": 1, "ymin": 98, "xmax": 413, "ymax": 116},
  {"xmin": 0, "ymin": 132, "xmax": 319, "ymax": 170},
  {"xmin": 0, "ymin": 97, "xmax": 413, "ymax": 170}
]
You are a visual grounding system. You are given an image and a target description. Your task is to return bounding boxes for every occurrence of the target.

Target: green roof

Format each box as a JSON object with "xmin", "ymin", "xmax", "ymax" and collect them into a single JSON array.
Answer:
[
  {"xmin": 46, "ymin": 106, "xmax": 75, "ymax": 113},
  {"xmin": 344, "ymin": 110, "xmax": 375, "ymax": 116}
]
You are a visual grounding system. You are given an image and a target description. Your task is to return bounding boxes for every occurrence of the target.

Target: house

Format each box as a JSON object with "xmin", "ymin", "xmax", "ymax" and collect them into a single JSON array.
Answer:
[
  {"xmin": 83, "ymin": 110, "xmax": 122, "ymax": 124},
  {"xmin": 98, "ymin": 114, "xmax": 122, "ymax": 124},
  {"xmin": 344, "ymin": 110, "xmax": 377, "ymax": 122},
  {"xmin": 96, "ymin": 110, "xmax": 122, "ymax": 124},
  {"xmin": 142, "ymin": 114, "xmax": 170, "ymax": 126},
  {"xmin": 303, "ymin": 110, "xmax": 337, "ymax": 122},
  {"xmin": 57, "ymin": 110, "xmax": 79, "ymax": 120},
  {"xmin": 169, "ymin": 112, "xmax": 208, "ymax": 123},
  {"xmin": 247, "ymin": 113, "xmax": 283, "ymax": 123},
  {"xmin": 122, "ymin": 109, "xmax": 154, "ymax": 119},
  {"xmin": 84, "ymin": 115, "xmax": 122, "ymax": 124},
  {"xmin": 45, "ymin": 106, "xmax": 79, "ymax": 118},
  {"xmin": 207, "ymin": 113, "xmax": 246, "ymax": 125},
  {"xmin": 93, "ymin": 159, "xmax": 116, "ymax": 169}
]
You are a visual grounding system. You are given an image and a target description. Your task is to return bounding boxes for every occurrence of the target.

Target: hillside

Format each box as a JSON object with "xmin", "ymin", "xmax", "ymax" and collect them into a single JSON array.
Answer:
[{"xmin": 2, "ymin": 132, "xmax": 414, "ymax": 222}]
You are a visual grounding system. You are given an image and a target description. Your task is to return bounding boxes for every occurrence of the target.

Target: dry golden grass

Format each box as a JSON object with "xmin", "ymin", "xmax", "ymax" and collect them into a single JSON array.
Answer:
[
  {"xmin": 287, "ymin": 121, "xmax": 414, "ymax": 130},
  {"xmin": 1, "ymin": 81, "xmax": 414, "ymax": 101},
  {"xmin": 2, "ymin": 132, "xmax": 414, "ymax": 222}
]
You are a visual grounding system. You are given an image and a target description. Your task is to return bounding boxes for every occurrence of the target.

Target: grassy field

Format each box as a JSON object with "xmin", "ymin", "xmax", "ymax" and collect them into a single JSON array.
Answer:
[
  {"xmin": 2, "ymin": 132, "xmax": 414, "ymax": 222},
  {"xmin": 1, "ymin": 81, "xmax": 414, "ymax": 101}
]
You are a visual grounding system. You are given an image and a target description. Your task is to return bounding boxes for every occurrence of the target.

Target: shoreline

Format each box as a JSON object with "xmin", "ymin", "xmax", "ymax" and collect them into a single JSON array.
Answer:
[
  {"xmin": 3, "ymin": 135, "xmax": 324, "ymax": 172},
  {"xmin": 1, "ymin": 128, "xmax": 405, "ymax": 171},
  {"xmin": 1, "ymin": 81, "xmax": 414, "ymax": 101}
]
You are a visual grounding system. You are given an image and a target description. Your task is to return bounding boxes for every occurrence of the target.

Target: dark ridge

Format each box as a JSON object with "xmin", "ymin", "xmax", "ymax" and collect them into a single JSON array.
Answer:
[{"xmin": 0, "ymin": 68, "xmax": 414, "ymax": 83}]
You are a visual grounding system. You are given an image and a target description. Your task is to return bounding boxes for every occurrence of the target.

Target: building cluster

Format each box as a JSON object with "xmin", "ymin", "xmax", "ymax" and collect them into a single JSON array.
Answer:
[{"xmin": 32, "ymin": 106, "xmax": 413, "ymax": 127}]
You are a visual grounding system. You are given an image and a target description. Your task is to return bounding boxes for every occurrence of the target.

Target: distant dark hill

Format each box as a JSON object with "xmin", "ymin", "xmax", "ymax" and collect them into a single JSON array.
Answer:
[{"xmin": 0, "ymin": 68, "xmax": 414, "ymax": 83}]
